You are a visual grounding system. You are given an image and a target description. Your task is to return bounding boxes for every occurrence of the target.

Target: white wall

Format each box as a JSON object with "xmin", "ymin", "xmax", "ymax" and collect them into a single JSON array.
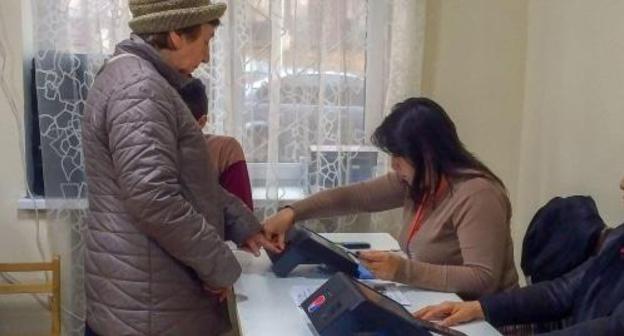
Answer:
[
  {"xmin": 422, "ymin": 0, "xmax": 527, "ymax": 211},
  {"xmin": 0, "ymin": 0, "xmax": 51, "ymax": 334},
  {"xmin": 516, "ymin": 0, "xmax": 624, "ymax": 229},
  {"xmin": 421, "ymin": 0, "xmax": 528, "ymax": 267}
]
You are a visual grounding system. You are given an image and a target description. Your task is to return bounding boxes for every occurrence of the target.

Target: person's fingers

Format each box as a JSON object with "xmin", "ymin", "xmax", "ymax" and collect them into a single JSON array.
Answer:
[
  {"xmin": 221, "ymin": 287, "xmax": 233, "ymax": 303},
  {"xmin": 440, "ymin": 302, "xmax": 483, "ymax": 326},
  {"xmin": 360, "ymin": 261, "xmax": 385, "ymax": 279},
  {"xmin": 412, "ymin": 306, "xmax": 434, "ymax": 319},
  {"xmin": 204, "ymin": 287, "xmax": 220, "ymax": 294},
  {"xmin": 218, "ymin": 289, "xmax": 229, "ymax": 303},
  {"xmin": 246, "ymin": 238, "xmax": 260, "ymax": 257},
  {"xmin": 414, "ymin": 302, "xmax": 457, "ymax": 320},
  {"xmin": 277, "ymin": 232, "xmax": 286, "ymax": 250},
  {"xmin": 203, "ymin": 284, "xmax": 224, "ymax": 295},
  {"xmin": 357, "ymin": 250, "xmax": 386, "ymax": 261},
  {"xmin": 257, "ymin": 235, "xmax": 281, "ymax": 254},
  {"xmin": 421, "ymin": 305, "xmax": 452, "ymax": 320},
  {"xmin": 360, "ymin": 258, "xmax": 383, "ymax": 269},
  {"xmin": 262, "ymin": 210, "xmax": 295, "ymax": 249},
  {"xmin": 440, "ymin": 312, "xmax": 466, "ymax": 327},
  {"xmin": 262, "ymin": 226, "xmax": 273, "ymax": 240}
]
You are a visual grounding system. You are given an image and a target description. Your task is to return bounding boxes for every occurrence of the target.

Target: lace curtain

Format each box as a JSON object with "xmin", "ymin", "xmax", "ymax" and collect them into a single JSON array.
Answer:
[{"xmin": 30, "ymin": 0, "xmax": 425, "ymax": 333}]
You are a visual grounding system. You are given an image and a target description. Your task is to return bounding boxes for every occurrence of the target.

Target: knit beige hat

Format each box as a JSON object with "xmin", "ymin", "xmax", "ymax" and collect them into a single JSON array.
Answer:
[{"xmin": 128, "ymin": 0, "xmax": 227, "ymax": 34}]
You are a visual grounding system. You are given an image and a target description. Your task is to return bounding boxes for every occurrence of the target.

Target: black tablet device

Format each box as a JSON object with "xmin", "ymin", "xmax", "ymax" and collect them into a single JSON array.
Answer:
[
  {"xmin": 337, "ymin": 241, "xmax": 371, "ymax": 250},
  {"xmin": 266, "ymin": 226, "xmax": 360, "ymax": 277},
  {"xmin": 301, "ymin": 272, "xmax": 467, "ymax": 336}
]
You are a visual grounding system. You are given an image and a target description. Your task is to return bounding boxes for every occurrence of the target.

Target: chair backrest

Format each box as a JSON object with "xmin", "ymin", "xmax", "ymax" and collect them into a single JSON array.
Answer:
[
  {"xmin": 521, "ymin": 195, "xmax": 605, "ymax": 283},
  {"xmin": 0, "ymin": 256, "xmax": 61, "ymax": 336},
  {"xmin": 521, "ymin": 196, "xmax": 605, "ymax": 334}
]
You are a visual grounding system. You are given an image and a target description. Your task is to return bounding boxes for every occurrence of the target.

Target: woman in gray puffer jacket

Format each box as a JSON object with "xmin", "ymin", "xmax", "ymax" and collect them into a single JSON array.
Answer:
[{"xmin": 81, "ymin": 1, "xmax": 279, "ymax": 335}]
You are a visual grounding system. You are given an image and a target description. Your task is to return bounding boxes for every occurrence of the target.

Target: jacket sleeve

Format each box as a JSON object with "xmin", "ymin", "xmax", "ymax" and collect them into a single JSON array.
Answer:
[
  {"xmin": 107, "ymin": 78, "xmax": 241, "ymax": 288},
  {"xmin": 540, "ymin": 305, "xmax": 624, "ymax": 336},
  {"xmin": 479, "ymin": 256, "xmax": 593, "ymax": 327},
  {"xmin": 289, "ymin": 172, "xmax": 407, "ymax": 221},
  {"xmin": 221, "ymin": 187, "xmax": 262, "ymax": 245},
  {"xmin": 220, "ymin": 160, "xmax": 254, "ymax": 210},
  {"xmin": 210, "ymin": 135, "xmax": 254, "ymax": 210}
]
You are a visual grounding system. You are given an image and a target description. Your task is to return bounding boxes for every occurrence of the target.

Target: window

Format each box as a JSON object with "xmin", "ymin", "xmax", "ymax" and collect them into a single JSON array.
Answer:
[
  {"xmin": 28, "ymin": 0, "xmax": 391, "ymax": 205},
  {"xmin": 200, "ymin": 0, "xmax": 387, "ymax": 202}
]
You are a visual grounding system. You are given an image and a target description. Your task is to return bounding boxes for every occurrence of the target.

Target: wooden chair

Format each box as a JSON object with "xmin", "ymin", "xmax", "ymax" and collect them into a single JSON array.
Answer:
[{"xmin": 0, "ymin": 256, "xmax": 61, "ymax": 336}]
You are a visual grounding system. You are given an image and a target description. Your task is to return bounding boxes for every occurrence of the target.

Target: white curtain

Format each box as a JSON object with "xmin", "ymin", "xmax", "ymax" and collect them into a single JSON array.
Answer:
[
  {"xmin": 198, "ymin": 0, "xmax": 426, "ymax": 234},
  {"xmin": 32, "ymin": 1, "xmax": 130, "ymax": 334},
  {"xmin": 30, "ymin": 0, "xmax": 425, "ymax": 334}
]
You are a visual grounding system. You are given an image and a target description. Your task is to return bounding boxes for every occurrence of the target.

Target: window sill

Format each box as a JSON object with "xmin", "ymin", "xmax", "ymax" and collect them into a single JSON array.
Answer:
[
  {"xmin": 17, "ymin": 197, "xmax": 88, "ymax": 211},
  {"xmin": 18, "ymin": 188, "xmax": 306, "ymax": 211},
  {"xmin": 252, "ymin": 186, "xmax": 306, "ymax": 206},
  {"xmin": 18, "ymin": 196, "xmax": 47, "ymax": 210}
]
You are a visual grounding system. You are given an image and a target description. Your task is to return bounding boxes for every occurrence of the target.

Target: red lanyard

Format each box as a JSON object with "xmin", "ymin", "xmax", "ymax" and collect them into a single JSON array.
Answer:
[{"xmin": 406, "ymin": 178, "xmax": 449, "ymax": 246}]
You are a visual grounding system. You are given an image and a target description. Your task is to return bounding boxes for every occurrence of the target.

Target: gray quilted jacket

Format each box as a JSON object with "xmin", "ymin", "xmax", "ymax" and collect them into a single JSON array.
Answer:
[{"xmin": 82, "ymin": 35, "xmax": 261, "ymax": 336}]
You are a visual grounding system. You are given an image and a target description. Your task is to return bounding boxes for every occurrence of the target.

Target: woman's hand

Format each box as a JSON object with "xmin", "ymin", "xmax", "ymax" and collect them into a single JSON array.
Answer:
[
  {"xmin": 357, "ymin": 250, "xmax": 403, "ymax": 280},
  {"xmin": 202, "ymin": 284, "xmax": 232, "ymax": 303},
  {"xmin": 413, "ymin": 301, "xmax": 485, "ymax": 327},
  {"xmin": 262, "ymin": 207, "xmax": 296, "ymax": 250},
  {"xmin": 242, "ymin": 232, "xmax": 282, "ymax": 256}
]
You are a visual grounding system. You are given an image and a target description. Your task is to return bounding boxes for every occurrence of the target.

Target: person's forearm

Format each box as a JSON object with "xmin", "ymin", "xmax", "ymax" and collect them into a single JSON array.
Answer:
[
  {"xmin": 481, "ymin": 256, "xmax": 591, "ymax": 327},
  {"xmin": 395, "ymin": 259, "xmax": 497, "ymax": 299},
  {"xmin": 538, "ymin": 314, "xmax": 624, "ymax": 336},
  {"xmin": 222, "ymin": 186, "xmax": 262, "ymax": 245},
  {"xmin": 479, "ymin": 282, "xmax": 572, "ymax": 327},
  {"xmin": 290, "ymin": 173, "xmax": 405, "ymax": 220}
]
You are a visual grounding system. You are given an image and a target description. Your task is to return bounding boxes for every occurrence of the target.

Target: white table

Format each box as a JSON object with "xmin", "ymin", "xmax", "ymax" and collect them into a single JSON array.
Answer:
[{"xmin": 231, "ymin": 233, "xmax": 501, "ymax": 336}]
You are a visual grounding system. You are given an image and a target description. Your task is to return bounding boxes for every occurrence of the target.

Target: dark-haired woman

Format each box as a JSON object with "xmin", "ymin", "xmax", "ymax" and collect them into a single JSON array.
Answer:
[{"xmin": 263, "ymin": 97, "xmax": 518, "ymax": 299}]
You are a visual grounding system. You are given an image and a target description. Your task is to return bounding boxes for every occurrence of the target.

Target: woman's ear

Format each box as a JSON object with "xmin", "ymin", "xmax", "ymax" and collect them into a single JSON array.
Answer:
[{"xmin": 168, "ymin": 31, "xmax": 184, "ymax": 50}]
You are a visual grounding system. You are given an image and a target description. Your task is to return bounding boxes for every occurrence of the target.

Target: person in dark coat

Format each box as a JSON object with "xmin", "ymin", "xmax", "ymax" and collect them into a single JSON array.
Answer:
[{"xmin": 179, "ymin": 77, "xmax": 255, "ymax": 211}]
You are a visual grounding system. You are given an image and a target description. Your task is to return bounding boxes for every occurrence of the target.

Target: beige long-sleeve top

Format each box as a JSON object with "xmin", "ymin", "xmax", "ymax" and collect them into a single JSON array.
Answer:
[{"xmin": 290, "ymin": 172, "xmax": 519, "ymax": 299}]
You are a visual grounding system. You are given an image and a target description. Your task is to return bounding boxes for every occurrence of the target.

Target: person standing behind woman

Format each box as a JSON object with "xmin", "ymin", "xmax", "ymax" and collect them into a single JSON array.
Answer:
[
  {"xmin": 179, "ymin": 77, "xmax": 254, "ymax": 210},
  {"xmin": 82, "ymin": 1, "xmax": 279, "ymax": 335},
  {"xmin": 263, "ymin": 97, "xmax": 518, "ymax": 299}
]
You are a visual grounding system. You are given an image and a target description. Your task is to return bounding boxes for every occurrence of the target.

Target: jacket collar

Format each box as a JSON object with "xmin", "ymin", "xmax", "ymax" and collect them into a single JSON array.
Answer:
[{"xmin": 114, "ymin": 34, "xmax": 192, "ymax": 90}]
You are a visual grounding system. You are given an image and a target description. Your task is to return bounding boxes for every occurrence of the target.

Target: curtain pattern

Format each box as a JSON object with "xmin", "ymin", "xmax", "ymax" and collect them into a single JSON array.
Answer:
[
  {"xmin": 31, "ymin": 0, "xmax": 424, "ymax": 333},
  {"xmin": 201, "ymin": 0, "xmax": 372, "ymax": 233},
  {"xmin": 33, "ymin": 1, "xmax": 130, "ymax": 334}
]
